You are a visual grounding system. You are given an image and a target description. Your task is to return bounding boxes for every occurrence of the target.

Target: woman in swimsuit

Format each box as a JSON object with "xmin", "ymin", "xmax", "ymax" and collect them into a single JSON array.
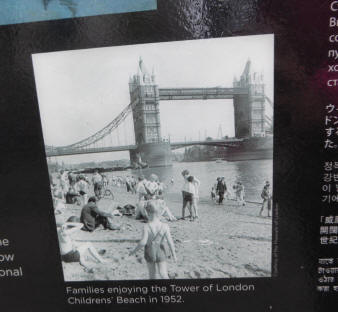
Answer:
[
  {"xmin": 57, "ymin": 222, "xmax": 109, "ymax": 268},
  {"xmin": 129, "ymin": 200, "xmax": 177, "ymax": 279}
]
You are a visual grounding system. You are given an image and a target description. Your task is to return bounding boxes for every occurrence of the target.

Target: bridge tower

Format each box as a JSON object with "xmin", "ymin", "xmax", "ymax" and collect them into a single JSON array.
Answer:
[
  {"xmin": 128, "ymin": 58, "xmax": 172, "ymax": 167},
  {"xmin": 233, "ymin": 59, "xmax": 266, "ymax": 138}
]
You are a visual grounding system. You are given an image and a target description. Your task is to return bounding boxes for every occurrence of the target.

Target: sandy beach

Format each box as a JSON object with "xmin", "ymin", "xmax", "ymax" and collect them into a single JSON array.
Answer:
[{"xmin": 55, "ymin": 185, "xmax": 272, "ymax": 281}]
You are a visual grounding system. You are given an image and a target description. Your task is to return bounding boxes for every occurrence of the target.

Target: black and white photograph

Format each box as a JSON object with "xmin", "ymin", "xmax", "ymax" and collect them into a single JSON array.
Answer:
[{"xmin": 32, "ymin": 34, "xmax": 274, "ymax": 281}]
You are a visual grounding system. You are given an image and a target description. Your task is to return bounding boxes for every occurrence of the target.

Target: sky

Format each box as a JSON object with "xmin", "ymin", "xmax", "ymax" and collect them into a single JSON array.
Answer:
[{"xmin": 32, "ymin": 34, "xmax": 274, "ymax": 164}]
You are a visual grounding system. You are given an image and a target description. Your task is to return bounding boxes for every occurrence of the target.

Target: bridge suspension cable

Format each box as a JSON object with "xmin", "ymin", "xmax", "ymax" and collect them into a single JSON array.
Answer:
[
  {"xmin": 264, "ymin": 95, "xmax": 273, "ymax": 130},
  {"xmin": 264, "ymin": 95, "xmax": 273, "ymax": 108},
  {"xmin": 55, "ymin": 102, "xmax": 134, "ymax": 150}
]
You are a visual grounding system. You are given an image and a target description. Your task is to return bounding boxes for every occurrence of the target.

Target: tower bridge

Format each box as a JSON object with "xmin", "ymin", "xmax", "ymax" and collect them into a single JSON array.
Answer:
[{"xmin": 45, "ymin": 58, "xmax": 272, "ymax": 167}]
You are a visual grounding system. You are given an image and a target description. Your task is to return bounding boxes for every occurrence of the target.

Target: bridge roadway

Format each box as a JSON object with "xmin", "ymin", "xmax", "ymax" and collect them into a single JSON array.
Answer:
[
  {"xmin": 170, "ymin": 138, "xmax": 243, "ymax": 149},
  {"xmin": 158, "ymin": 87, "xmax": 248, "ymax": 100},
  {"xmin": 45, "ymin": 138, "xmax": 243, "ymax": 157}
]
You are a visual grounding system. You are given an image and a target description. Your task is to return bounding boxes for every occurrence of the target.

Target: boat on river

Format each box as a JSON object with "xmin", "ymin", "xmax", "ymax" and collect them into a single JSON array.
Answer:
[{"xmin": 216, "ymin": 135, "xmax": 273, "ymax": 161}]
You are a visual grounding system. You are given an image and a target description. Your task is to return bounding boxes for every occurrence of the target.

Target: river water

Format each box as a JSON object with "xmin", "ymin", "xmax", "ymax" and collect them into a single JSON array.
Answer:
[{"xmin": 127, "ymin": 159, "xmax": 272, "ymax": 203}]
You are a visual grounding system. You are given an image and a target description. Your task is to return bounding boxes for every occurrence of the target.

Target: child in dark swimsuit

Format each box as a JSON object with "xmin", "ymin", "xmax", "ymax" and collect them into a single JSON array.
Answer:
[{"xmin": 129, "ymin": 200, "xmax": 177, "ymax": 279}]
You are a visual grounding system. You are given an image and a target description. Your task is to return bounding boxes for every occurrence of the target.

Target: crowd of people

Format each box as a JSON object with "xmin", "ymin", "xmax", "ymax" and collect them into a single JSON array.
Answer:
[
  {"xmin": 210, "ymin": 177, "xmax": 272, "ymax": 217},
  {"xmin": 50, "ymin": 169, "xmax": 179, "ymax": 279},
  {"xmin": 50, "ymin": 167, "xmax": 272, "ymax": 279},
  {"xmin": 211, "ymin": 178, "xmax": 245, "ymax": 206}
]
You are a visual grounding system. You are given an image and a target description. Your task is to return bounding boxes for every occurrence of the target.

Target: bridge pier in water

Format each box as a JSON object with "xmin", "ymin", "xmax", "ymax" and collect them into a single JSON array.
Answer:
[{"xmin": 129, "ymin": 142, "xmax": 172, "ymax": 168}]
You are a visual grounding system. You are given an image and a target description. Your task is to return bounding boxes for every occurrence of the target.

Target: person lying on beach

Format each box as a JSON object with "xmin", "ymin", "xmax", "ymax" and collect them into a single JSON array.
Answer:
[
  {"xmin": 80, "ymin": 196, "xmax": 120, "ymax": 232},
  {"xmin": 129, "ymin": 200, "xmax": 177, "ymax": 279},
  {"xmin": 57, "ymin": 222, "xmax": 110, "ymax": 269}
]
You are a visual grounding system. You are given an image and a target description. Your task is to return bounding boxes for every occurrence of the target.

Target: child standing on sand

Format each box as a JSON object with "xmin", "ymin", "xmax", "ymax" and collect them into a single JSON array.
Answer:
[
  {"xmin": 211, "ymin": 186, "xmax": 216, "ymax": 202},
  {"xmin": 129, "ymin": 200, "xmax": 177, "ymax": 279},
  {"xmin": 235, "ymin": 182, "xmax": 246, "ymax": 206}
]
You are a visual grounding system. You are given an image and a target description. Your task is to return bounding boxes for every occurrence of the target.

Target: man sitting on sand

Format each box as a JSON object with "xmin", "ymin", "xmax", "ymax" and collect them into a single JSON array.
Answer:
[
  {"xmin": 57, "ymin": 221, "xmax": 110, "ymax": 269},
  {"xmin": 80, "ymin": 196, "xmax": 120, "ymax": 232}
]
